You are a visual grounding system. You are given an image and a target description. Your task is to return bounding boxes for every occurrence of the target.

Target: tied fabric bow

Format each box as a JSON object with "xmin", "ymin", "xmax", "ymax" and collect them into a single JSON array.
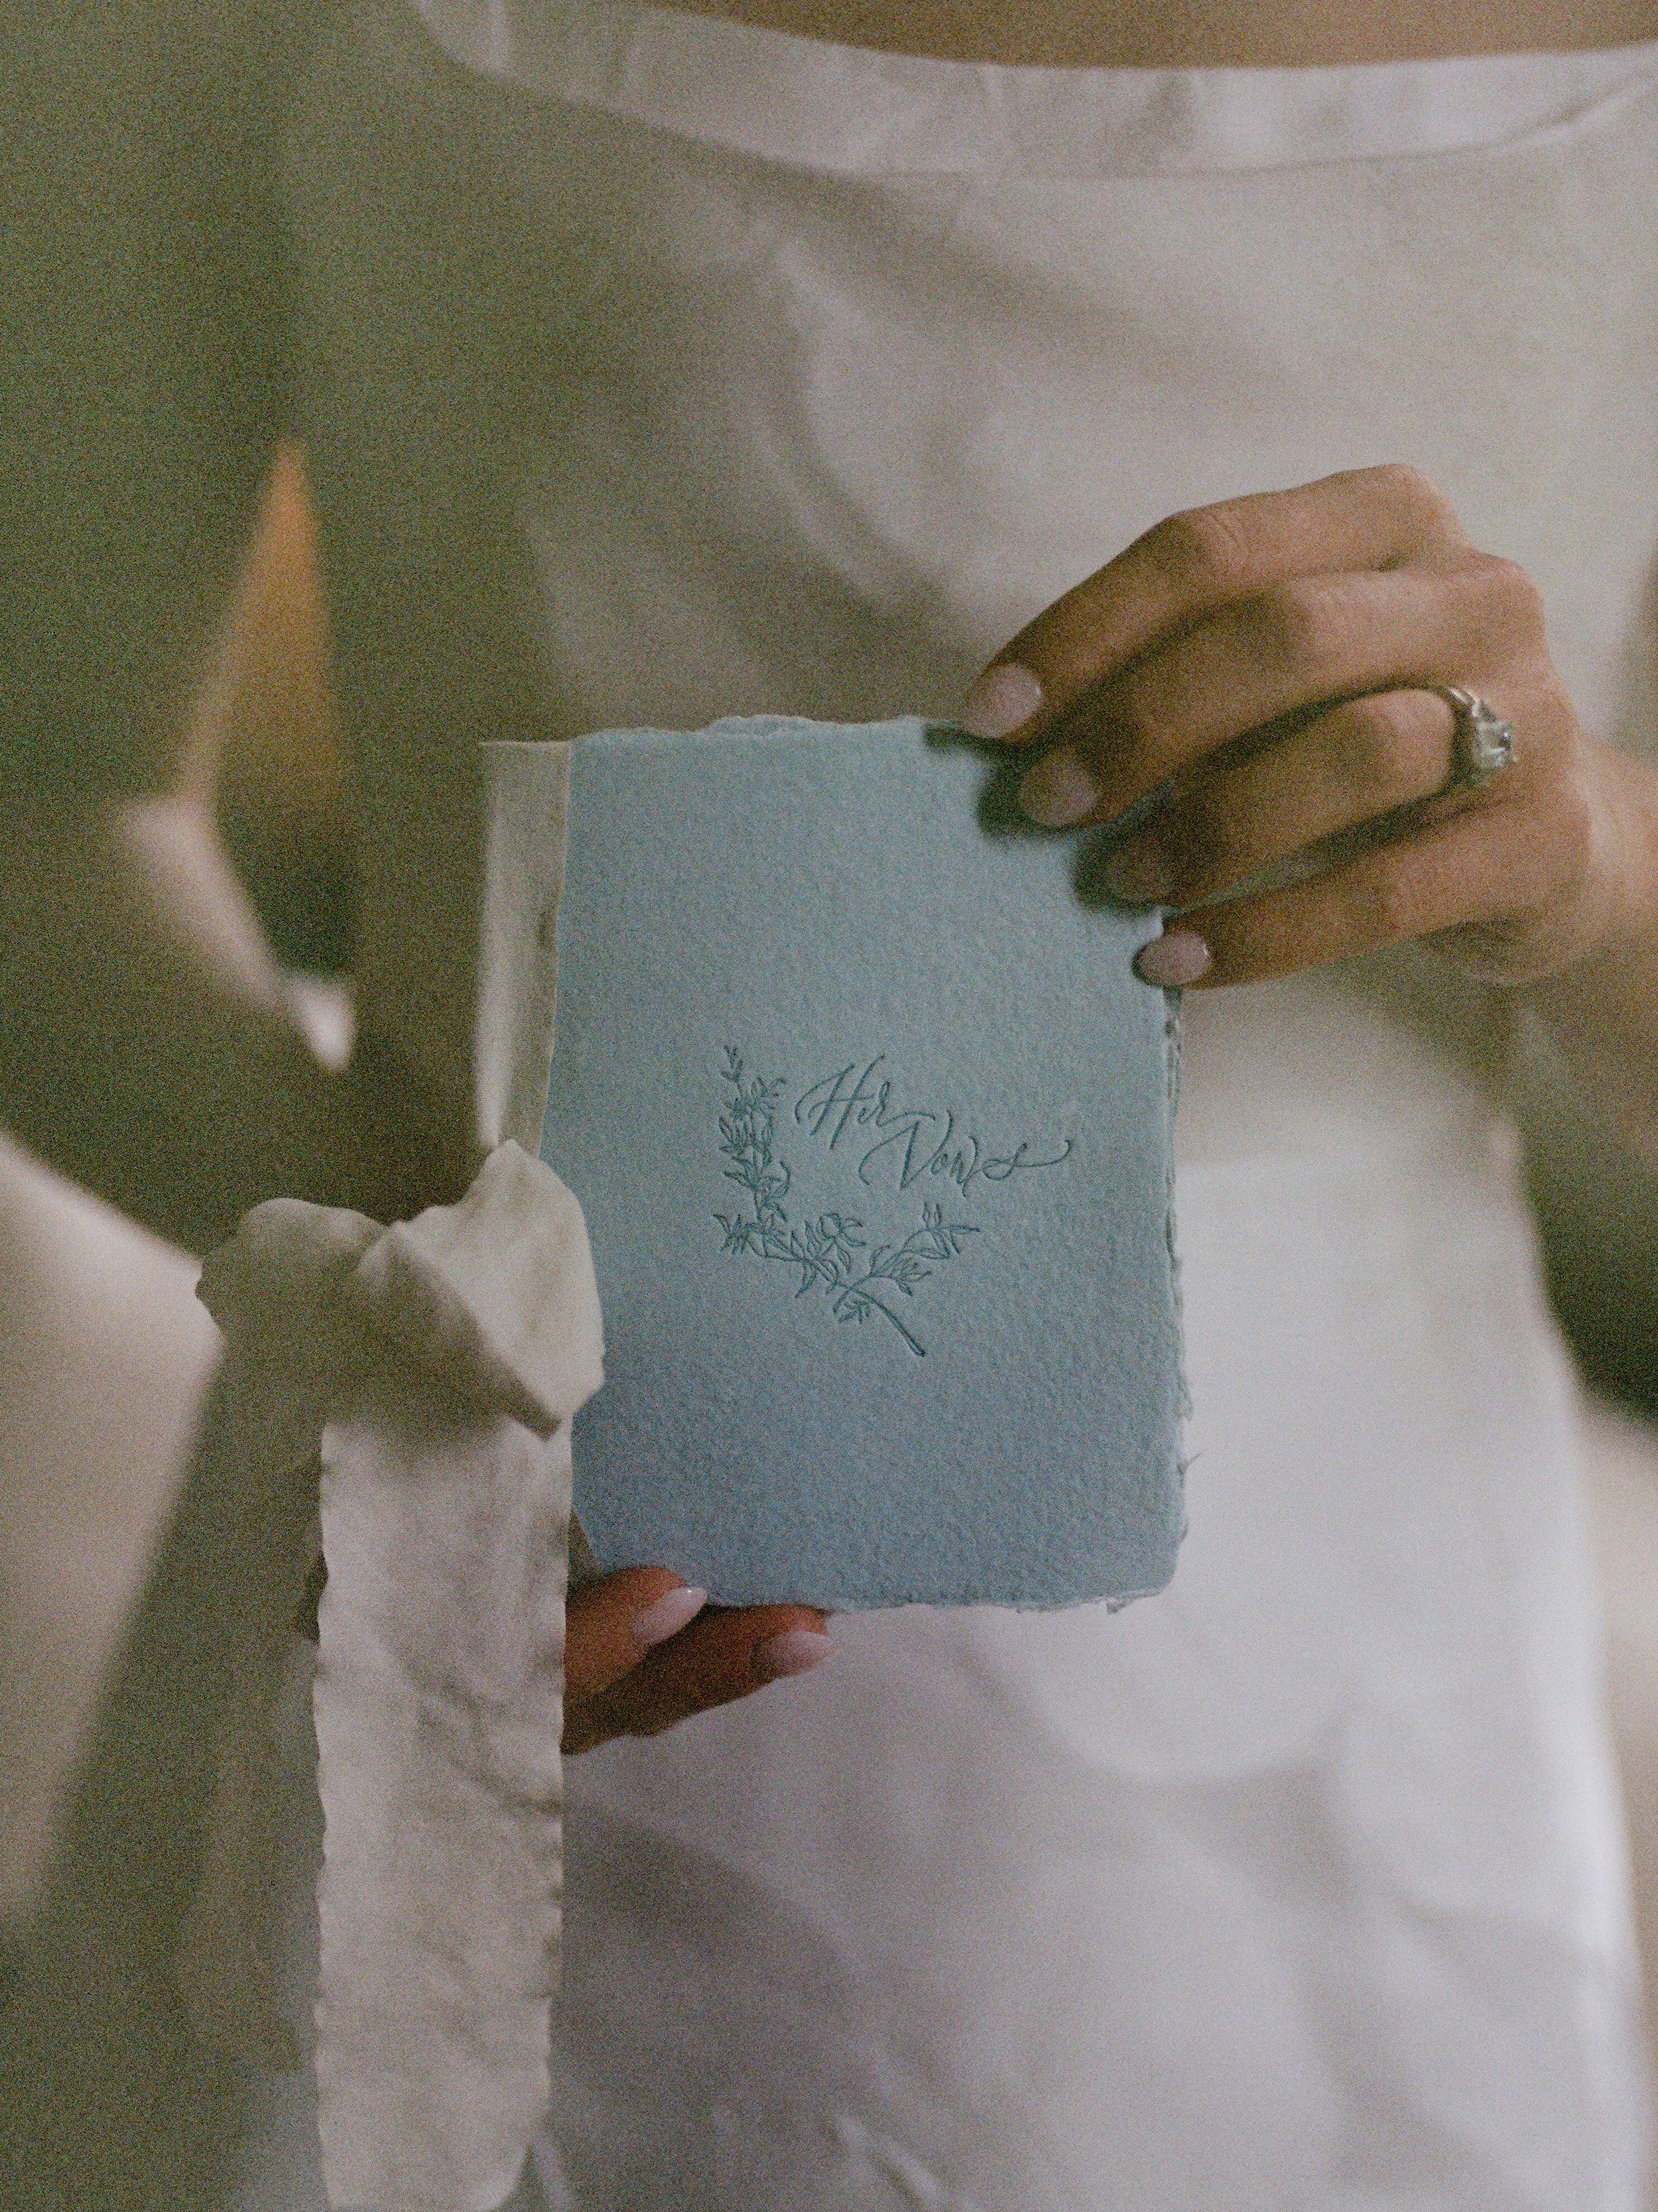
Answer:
[{"xmin": 179, "ymin": 1141, "xmax": 602, "ymax": 2212}]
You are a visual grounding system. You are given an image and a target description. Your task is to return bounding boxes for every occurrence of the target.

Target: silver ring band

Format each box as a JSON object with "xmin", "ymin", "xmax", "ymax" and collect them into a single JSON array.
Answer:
[{"xmin": 1429, "ymin": 685, "xmax": 1517, "ymax": 797}]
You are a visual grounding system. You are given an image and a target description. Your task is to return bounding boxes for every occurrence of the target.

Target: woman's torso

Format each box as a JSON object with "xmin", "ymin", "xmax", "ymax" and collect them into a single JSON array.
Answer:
[{"xmin": 271, "ymin": 9, "xmax": 1658, "ymax": 2203}]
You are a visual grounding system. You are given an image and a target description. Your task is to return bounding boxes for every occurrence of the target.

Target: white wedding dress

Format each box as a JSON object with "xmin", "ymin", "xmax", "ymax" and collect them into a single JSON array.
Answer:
[{"xmin": 241, "ymin": 5, "xmax": 1658, "ymax": 2203}]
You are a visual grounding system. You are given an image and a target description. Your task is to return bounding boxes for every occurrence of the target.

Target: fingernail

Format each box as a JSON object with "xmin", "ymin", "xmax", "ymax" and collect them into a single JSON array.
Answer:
[
  {"xmin": 753, "ymin": 1629, "xmax": 835, "ymax": 1682},
  {"xmin": 1100, "ymin": 836, "xmax": 1174, "ymax": 905},
  {"xmin": 958, "ymin": 663, "xmax": 1045, "ymax": 741},
  {"xmin": 1019, "ymin": 748, "xmax": 1101, "ymax": 828},
  {"xmin": 631, "ymin": 1585, "xmax": 708, "ymax": 1650},
  {"xmin": 1134, "ymin": 929, "xmax": 1212, "ymax": 987}
]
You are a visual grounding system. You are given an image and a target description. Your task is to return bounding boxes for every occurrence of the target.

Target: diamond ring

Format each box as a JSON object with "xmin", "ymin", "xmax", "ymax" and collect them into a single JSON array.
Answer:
[{"xmin": 1429, "ymin": 685, "xmax": 1517, "ymax": 797}]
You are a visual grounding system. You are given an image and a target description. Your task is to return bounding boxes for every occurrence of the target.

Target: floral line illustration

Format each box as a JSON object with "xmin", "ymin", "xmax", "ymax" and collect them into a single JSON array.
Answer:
[{"xmin": 713, "ymin": 1046, "xmax": 977, "ymax": 1358}]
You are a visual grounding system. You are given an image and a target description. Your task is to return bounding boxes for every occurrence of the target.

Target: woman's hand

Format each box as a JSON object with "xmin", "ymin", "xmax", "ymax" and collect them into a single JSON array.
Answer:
[
  {"xmin": 562, "ymin": 1567, "xmax": 832, "ymax": 1754},
  {"xmin": 958, "ymin": 464, "xmax": 1658, "ymax": 995}
]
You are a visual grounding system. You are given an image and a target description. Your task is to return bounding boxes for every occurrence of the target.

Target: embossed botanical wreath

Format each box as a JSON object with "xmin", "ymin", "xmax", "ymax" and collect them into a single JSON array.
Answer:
[{"xmin": 713, "ymin": 1048, "xmax": 977, "ymax": 1359}]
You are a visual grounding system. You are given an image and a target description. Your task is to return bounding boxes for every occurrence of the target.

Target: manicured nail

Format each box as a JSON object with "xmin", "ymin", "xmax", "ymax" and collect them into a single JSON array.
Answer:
[
  {"xmin": 1019, "ymin": 747, "xmax": 1101, "ymax": 828},
  {"xmin": 631, "ymin": 1585, "xmax": 708, "ymax": 1650},
  {"xmin": 1134, "ymin": 929, "xmax": 1212, "ymax": 987},
  {"xmin": 958, "ymin": 662, "xmax": 1045, "ymax": 741},
  {"xmin": 753, "ymin": 1629, "xmax": 835, "ymax": 1682},
  {"xmin": 1100, "ymin": 837, "xmax": 1174, "ymax": 905}
]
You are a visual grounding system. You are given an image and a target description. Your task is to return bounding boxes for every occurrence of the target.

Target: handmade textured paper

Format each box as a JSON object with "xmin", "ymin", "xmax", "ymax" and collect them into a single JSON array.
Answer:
[{"xmin": 541, "ymin": 716, "xmax": 1184, "ymax": 1609}]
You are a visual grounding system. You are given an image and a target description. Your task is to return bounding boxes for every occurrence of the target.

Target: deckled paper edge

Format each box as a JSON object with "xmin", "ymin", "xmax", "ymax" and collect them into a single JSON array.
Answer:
[
  {"xmin": 1105, "ymin": 984, "xmax": 1190, "ymax": 1615},
  {"xmin": 477, "ymin": 738, "xmax": 604, "ymax": 1581},
  {"xmin": 476, "ymin": 741, "xmax": 569, "ymax": 1160}
]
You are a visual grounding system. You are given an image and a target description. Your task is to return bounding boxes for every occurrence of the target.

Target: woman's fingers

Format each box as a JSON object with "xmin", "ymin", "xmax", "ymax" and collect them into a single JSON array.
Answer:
[
  {"xmin": 1135, "ymin": 755, "xmax": 1599, "ymax": 990},
  {"xmin": 1100, "ymin": 686, "xmax": 1461, "ymax": 908},
  {"xmin": 568, "ymin": 1605, "xmax": 832, "ymax": 1752},
  {"xmin": 562, "ymin": 1571, "xmax": 832, "ymax": 1755},
  {"xmin": 955, "ymin": 464, "xmax": 1614, "ymax": 987},
  {"xmin": 1017, "ymin": 553, "xmax": 1545, "ymax": 830},
  {"xmin": 958, "ymin": 464, "xmax": 1466, "ymax": 745},
  {"xmin": 564, "ymin": 1567, "xmax": 710, "ymax": 1706}
]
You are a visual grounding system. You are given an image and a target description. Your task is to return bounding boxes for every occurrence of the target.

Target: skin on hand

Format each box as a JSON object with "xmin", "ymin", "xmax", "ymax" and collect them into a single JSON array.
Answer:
[
  {"xmin": 958, "ymin": 463, "xmax": 1658, "ymax": 997},
  {"xmin": 562, "ymin": 1566, "xmax": 833, "ymax": 1754}
]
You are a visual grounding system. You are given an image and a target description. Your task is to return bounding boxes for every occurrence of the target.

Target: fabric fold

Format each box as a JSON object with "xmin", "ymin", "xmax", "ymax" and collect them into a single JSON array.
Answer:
[
  {"xmin": 188, "ymin": 1140, "xmax": 604, "ymax": 2212},
  {"xmin": 346, "ymin": 1141, "xmax": 605, "ymax": 1438}
]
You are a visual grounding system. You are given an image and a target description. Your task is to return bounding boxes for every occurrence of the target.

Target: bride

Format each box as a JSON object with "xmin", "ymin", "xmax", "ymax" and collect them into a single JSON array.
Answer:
[{"xmin": 5, "ymin": 0, "xmax": 1658, "ymax": 2203}]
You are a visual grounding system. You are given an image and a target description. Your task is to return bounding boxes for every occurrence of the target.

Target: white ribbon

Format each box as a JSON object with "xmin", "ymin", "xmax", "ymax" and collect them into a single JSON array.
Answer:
[{"xmin": 185, "ymin": 1140, "xmax": 602, "ymax": 2211}]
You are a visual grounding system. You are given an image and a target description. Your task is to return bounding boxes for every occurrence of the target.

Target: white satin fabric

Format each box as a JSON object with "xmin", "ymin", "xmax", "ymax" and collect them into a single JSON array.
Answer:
[{"xmin": 282, "ymin": 7, "xmax": 1658, "ymax": 2203}]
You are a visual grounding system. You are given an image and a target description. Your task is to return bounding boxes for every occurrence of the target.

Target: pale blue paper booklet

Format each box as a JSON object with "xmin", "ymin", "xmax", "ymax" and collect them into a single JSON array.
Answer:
[{"xmin": 539, "ymin": 716, "xmax": 1184, "ymax": 1610}]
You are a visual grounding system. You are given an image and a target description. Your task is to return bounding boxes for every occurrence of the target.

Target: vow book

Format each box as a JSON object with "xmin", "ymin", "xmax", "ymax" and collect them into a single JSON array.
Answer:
[{"xmin": 538, "ymin": 716, "xmax": 1184, "ymax": 1610}]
